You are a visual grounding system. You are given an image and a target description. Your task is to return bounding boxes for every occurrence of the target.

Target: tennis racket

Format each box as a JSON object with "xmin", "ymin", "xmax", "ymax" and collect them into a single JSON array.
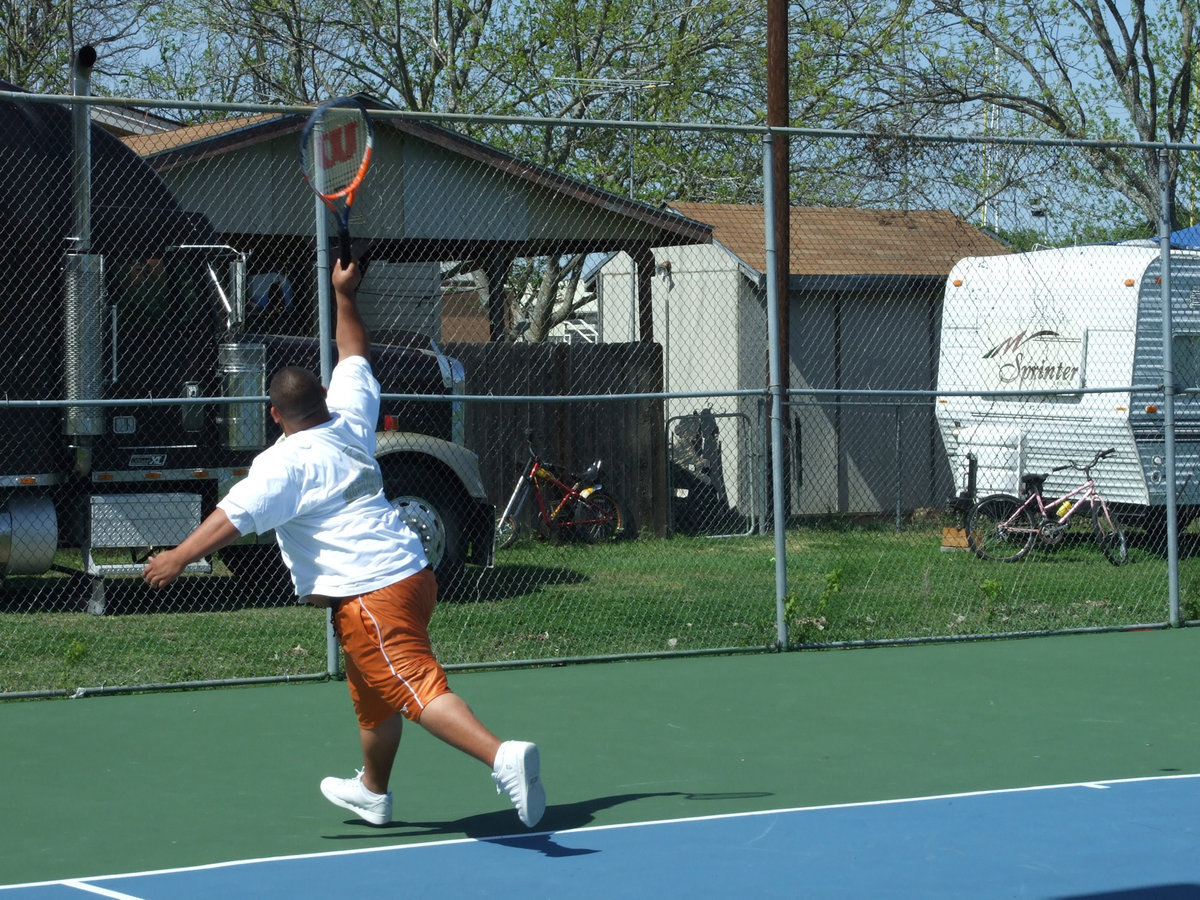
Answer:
[{"xmin": 299, "ymin": 97, "xmax": 374, "ymax": 266}]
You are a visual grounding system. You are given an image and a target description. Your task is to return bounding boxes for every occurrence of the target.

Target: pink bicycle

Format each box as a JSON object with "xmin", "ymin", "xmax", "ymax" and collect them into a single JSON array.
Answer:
[{"xmin": 966, "ymin": 448, "xmax": 1128, "ymax": 565}]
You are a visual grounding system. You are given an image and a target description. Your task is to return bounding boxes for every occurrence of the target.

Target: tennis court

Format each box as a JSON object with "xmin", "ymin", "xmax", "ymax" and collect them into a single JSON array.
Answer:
[{"xmin": 2, "ymin": 629, "xmax": 1198, "ymax": 896}]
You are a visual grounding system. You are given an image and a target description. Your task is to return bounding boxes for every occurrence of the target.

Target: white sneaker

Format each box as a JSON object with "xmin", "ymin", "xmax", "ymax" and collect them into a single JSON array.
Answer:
[
  {"xmin": 492, "ymin": 740, "xmax": 546, "ymax": 827},
  {"xmin": 320, "ymin": 769, "xmax": 393, "ymax": 825}
]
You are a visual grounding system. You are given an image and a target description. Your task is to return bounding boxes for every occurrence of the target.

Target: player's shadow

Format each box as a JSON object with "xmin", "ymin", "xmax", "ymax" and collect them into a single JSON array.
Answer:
[{"xmin": 323, "ymin": 790, "xmax": 774, "ymax": 857}]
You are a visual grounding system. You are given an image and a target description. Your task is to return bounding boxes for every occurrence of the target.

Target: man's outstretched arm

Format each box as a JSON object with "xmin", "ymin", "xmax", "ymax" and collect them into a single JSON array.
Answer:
[
  {"xmin": 142, "ymin": 509, "xmax": 241, "ymax": 589},
  {"xmin": 332, "ymin": 257, "xmax": 370, "ymax": 362}
]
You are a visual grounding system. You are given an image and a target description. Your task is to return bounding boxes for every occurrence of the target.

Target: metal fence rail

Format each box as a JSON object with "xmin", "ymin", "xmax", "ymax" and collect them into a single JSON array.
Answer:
[{"xmin": 0, "ymin": 90, "xmax": 1195, "ymax": 699}]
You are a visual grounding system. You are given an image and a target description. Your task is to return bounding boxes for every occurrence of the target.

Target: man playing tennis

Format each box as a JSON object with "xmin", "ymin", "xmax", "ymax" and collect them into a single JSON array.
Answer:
[{"xmin": 142, "ymin": 258, "xmax": 545, "ymax": 829}]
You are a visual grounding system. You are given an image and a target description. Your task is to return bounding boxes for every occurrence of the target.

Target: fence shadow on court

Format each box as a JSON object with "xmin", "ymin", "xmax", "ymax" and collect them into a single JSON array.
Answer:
[{"xmin": 0, "ymin": 557, "xmax": 593, "ymax": 614}]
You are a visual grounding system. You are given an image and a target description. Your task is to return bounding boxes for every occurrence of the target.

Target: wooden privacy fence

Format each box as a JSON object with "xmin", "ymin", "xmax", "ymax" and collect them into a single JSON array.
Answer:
[{"xmin": 445, "ymin": 342, "xmax": 667, "ymax": 537}]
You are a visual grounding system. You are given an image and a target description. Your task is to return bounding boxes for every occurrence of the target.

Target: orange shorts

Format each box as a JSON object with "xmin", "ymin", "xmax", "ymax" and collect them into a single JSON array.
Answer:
[{"xmin": 332, "ymin": 568, "xmax": 450, "ymax": 729}]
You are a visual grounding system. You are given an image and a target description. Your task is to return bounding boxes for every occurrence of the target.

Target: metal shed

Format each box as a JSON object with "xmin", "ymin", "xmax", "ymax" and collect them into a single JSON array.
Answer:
[{"xmin": 597, "ymin": 204, "xmax": 1010, "ymax": 522}]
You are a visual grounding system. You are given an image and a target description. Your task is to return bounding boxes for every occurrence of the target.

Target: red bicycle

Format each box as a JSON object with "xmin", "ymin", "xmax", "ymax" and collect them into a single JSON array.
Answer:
[{"xmin": 495, "ymin": 435, "xmax": 629, "ymax": 549}]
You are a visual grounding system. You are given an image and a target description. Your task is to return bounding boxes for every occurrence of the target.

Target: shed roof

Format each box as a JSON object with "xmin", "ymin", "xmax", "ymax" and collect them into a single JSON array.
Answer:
[
  {"xmin": 667, "ymin": 203, "xmax": 1009, "ymax": 277},
  {"xmin": 124, "ymin": 110, "xmax": 713, "ymax": 255}
]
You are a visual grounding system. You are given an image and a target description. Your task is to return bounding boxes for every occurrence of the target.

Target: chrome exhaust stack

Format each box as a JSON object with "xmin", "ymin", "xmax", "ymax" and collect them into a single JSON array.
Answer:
[{"xmin": 63, "ymin": 45, "xmax": 105, "ymax": 474}]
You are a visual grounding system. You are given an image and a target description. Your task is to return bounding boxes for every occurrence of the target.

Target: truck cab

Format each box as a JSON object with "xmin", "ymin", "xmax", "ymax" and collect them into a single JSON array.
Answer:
[{"xmin": 0, "ymin": 83, "xmax": 492, "ymax": 605}]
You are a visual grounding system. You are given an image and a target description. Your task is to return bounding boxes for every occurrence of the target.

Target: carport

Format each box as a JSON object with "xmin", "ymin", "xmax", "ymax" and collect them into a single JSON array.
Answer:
[{"xmin": 124, "ymin": 103, "xmax": 713, "ymax": 342}]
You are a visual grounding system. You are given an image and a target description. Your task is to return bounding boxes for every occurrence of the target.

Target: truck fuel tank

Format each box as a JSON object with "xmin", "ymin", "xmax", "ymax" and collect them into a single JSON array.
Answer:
[{"xmin": 0, "ymin": 494, "xmax": 57, "ymax": 577}]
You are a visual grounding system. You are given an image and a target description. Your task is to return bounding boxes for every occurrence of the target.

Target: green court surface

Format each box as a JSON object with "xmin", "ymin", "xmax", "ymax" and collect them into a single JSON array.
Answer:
[{"xmin": 2, "ymin": 629, "xmax": 1198, "ymax": 887}]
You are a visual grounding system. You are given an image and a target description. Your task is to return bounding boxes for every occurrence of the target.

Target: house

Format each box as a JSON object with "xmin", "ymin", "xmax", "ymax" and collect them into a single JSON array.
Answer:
[{"xmin": 596, "ymin": 205, "xmax": 1009, "ymax": 522}]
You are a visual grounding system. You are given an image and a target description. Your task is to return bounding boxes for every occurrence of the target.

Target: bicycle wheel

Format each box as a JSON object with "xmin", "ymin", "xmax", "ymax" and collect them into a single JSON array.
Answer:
[
  {"xmin": 1092, "ymin": 502, "xmax": 1128, "ymax": 566},
  {"xmin": 575, "ymin": 490, "xmax": 626, "ymax": 543},
  {"xmin": 496, "ymin": 515, "xmax": 520, "ymax": 549},
  {"xmin": 966, "ymin": 494, "xmax": 1036, "ymax": 562}
]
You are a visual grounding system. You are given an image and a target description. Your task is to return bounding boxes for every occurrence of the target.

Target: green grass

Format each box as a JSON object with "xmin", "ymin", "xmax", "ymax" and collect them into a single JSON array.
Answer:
[
  {"xmin": 776, "ymin": 524, "xmax": 1172, "ymax": 645},
  {"xmin": 0, "ymin": 522, "xmax": 1188, "ymax": 696},
  {"xmin": 0, "ymin": 607, "xmax": 322, "ymax": 694}
]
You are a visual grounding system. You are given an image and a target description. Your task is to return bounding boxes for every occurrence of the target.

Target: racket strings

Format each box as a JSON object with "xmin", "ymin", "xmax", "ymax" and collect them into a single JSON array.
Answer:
[{"xmin": 303, "ymin": 113, "xmax": 370, "ymax": 198}]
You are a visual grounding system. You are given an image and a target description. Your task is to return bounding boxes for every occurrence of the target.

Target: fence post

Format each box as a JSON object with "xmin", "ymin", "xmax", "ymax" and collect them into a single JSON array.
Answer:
[
  {"xmin": 894, "ymin": 403, "xmax": 903, "ymax": 531},
  {"xmin": 312, "ymin": 167, "xmax": 341, "ymax": 675},
  {"xmin": 1158, "ymin": 148, "xmax": 1181, "ymax": 627},
  {"xmin": 763, "ymin": 132, "xmax": 789, "ymax": 649}
]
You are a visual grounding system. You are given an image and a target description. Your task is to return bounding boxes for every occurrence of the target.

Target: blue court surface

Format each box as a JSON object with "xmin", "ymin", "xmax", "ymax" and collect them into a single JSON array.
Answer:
[{"xmin": 4, "ymin": 774, "xmax": 1197, "ymax": 898}]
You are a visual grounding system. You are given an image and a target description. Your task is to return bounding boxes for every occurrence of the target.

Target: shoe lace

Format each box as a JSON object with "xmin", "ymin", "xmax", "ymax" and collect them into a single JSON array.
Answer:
[
  {"xmin": 351, "ymin": 768, "xmax": 389, "ymax": 804},
  {"xmin": 492, "ymin": 756, "xmax": 522, "ymax": 798}
]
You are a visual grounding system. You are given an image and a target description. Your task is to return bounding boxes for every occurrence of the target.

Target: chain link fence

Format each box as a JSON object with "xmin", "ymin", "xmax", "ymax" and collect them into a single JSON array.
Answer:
[{"xmin": 0, "ymin": 88, "xmax": 1194, "ymax": 699}]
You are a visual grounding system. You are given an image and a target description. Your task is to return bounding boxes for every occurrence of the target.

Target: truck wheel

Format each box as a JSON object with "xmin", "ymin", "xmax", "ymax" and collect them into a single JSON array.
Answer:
[{"xmin": 383, "ymin": 471, "xmax": 466, "ymax": 598}]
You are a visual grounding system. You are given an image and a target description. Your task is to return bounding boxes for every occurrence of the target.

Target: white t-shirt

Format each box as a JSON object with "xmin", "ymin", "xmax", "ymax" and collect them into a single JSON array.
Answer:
[{"xmin": 218, "ymin": 355, "xmax": 428, "ymax": 598}]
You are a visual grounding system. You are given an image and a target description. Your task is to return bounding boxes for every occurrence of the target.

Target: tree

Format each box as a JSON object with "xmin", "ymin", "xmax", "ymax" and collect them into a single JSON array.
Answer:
[
  {"xmin": 465, "ymin": 0, "xmax": 920, "ymax": 340},
  {"xmin": 124, "ymin": 0, "xmax": 498, "ymax": 110},
  {"xmin": 1, "ymin": 0, "xmax": 157, "ymax": 92},
  {"xmin": 870, "ymin": 0, "xmax": 1197, "ymax": 232},
  {"xmin": 455, "ymin": 0, "xmax": 770, "ymax": 339},
  {"xmin": 121, "ymin": 0, "xmax": 366, "ymax": 109}
]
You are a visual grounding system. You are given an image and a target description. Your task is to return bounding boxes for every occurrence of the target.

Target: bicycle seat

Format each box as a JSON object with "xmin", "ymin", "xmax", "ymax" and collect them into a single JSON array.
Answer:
[{"xmin": 1020, "ymin": 473, "xmax": 1046, "ymax": 495}]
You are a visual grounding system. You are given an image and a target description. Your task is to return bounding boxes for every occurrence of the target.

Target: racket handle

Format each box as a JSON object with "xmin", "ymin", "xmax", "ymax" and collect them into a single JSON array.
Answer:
[{"xmin": 338, "ymin": 228, "xmax": 352, "ymax": 267}]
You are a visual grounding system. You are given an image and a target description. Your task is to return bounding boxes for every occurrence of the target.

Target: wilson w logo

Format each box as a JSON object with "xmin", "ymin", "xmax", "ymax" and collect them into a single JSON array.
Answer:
[{"xmin": 320, "ymin": 121, "xmax": 358, "ymax": 169}]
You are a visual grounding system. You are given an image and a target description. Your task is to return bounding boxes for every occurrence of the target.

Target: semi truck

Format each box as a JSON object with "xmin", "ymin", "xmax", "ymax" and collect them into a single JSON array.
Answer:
[
  {"xmin": 936, "ymin": 243, "xmax": 1200, "ymax": 532},
  {"xmin": 0, "ymin": 63, "xmax": 493, "ymax": 608}
]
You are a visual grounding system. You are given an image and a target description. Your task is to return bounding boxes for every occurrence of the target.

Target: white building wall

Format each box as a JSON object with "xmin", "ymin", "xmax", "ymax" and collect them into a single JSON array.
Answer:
[{"xmin": 597, "ymin": 245, "xmax": 756, "ymax": 514}]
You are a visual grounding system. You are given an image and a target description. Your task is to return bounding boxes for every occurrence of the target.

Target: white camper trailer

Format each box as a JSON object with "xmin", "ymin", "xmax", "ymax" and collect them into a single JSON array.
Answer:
[{"xmin": 935, "ymin": 244, "xmax": 1200, "ymax": 524}]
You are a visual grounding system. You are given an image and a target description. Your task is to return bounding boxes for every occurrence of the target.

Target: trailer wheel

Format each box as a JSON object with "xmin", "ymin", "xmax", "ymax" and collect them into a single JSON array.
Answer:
[
  {"xmin": 383, "ymin": 468, "xmax": 466, "ymax": 599},
  {"xmin": 1140, "ymin": 508, "xmax": 1196, "ymax": 557}
]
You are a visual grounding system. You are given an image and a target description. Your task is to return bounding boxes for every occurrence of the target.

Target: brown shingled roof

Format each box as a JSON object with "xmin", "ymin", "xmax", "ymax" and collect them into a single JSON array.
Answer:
[
  {"xmin": 667, "ymin": 203, "xmax": 1010, "ymax": 277},
  {"xmin": 122, "ymin": 114, "xmax": 300, "ymax": 166}
]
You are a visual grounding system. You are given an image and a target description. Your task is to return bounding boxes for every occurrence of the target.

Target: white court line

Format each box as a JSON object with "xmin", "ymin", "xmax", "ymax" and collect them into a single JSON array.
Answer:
[
  {"xmin": 4, "ymin": 771, "xmax": 1198, "ymax": 893},
  {"xmin": 59, "ymin": 882, "xmax": 145, "ymax": 900}
]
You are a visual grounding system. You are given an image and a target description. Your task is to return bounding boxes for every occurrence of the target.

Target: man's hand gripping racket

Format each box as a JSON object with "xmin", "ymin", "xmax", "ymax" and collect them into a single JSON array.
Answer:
[{"xmin": 300, "ymin": 97, "xmax": 374, "ymax": 266}]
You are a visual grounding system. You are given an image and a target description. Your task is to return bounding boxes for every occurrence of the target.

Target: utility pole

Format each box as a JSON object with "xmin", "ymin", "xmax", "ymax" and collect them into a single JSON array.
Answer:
[{"xmin": 767, "ymin": 0, "xmax": 790, "ymax": 509}]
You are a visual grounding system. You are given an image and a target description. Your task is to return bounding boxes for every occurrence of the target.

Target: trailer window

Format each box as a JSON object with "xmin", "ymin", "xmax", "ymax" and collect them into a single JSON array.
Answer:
[{"xmin": 1173, "ymin": 334, "xmax": 1200, "ymax": 391}]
